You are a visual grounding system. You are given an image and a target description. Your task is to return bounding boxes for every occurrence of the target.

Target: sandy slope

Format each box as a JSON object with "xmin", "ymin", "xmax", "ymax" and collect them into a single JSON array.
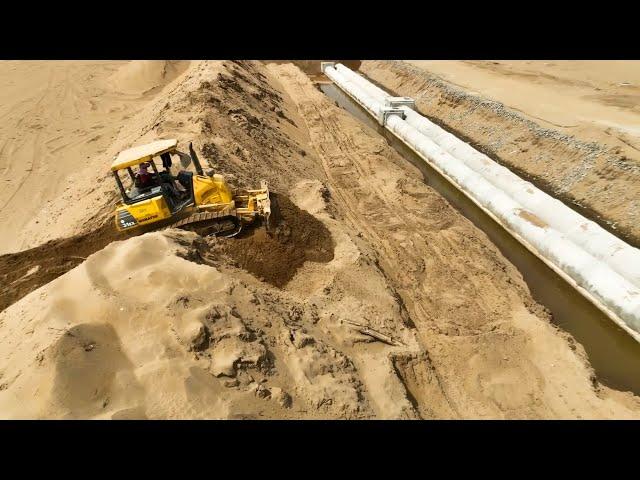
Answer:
[
  {"xmin": 0, "ymin": 61, "xmax": 420, "ymax": 419},
  {"xmin": 0, "ymin": 60, "xmax": 189, "ymax": 254},
  {"xmin": 1, "ymin": 60, "xmax": 639, "ymax": 418},
  {"xmin": 406, "ymin": 61, "xmax": 640, "ymax": 145}
]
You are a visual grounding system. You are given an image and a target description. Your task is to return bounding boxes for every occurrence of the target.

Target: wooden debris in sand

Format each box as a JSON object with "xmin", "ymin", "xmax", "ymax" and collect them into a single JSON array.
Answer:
[{"xmin": 344, "ymin": 320, "xmax": 404, "ymax": 347}]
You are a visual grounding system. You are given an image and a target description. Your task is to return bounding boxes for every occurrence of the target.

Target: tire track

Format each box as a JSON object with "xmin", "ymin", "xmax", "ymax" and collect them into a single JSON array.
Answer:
[{"xmin": 273, "ymin": 64, "xmax": 463, "ymax": 416}]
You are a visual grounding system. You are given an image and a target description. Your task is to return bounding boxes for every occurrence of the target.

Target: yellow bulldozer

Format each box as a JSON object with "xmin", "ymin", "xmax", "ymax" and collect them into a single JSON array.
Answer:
[{"xmin": 111, "ymin": 139, "xmax": 271, "ymax": 237}]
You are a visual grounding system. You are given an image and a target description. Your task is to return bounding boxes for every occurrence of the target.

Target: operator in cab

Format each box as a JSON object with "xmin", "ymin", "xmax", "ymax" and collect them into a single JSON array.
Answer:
[{"xmin": 135, "ymin": 162, "xmax": 155, "ymax": 189}]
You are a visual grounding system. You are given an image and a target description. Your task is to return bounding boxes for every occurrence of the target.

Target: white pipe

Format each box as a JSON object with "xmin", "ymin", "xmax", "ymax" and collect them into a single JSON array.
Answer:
[
  {"xmin": 400, "ymin": 107, "xmax": 640, "ymax": 290},
  {"xmin": 324, "ymin": 63, "xmax": 640, "ymax": 342},
  {"xmin": 335, "ymin": 64, "xmax": 388, "ymax": 100},
  {"xmin": 325, "ymin": 66, "xmax": 382, "ymax": 118},
  {"xmin": 333, "ymin": 64, "xmax": 640, "ymax": 288}
]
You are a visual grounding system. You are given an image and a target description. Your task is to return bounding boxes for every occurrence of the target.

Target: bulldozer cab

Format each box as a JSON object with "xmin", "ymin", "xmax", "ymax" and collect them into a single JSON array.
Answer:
[{"xmin": 112, "ymin": 139, "xmax": 194, "ymax": 213}]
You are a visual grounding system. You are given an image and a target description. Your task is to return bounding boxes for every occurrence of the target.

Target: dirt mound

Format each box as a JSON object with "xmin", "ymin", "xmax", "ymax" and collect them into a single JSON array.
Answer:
[
  {"xmin": 209, "ymin": 193, "xmax": 335, "ymax": 287},
  {"xmin": 0, "ymin": 190, "xmax": 333, "ymax": 313},
  {"xmin": 191, "ymin": 61, "xmax": 326, "ymax": 194},
  {"xmin": 107, "ymin": 60, "xmax": 190, "ymax": 95},
  {"xmin": 0, "ymin": 221, "xmax": 128, "ymax": 313},
  {"xmin": 0, "ymin": 190, "xmax": 335, "ymax": 313}
]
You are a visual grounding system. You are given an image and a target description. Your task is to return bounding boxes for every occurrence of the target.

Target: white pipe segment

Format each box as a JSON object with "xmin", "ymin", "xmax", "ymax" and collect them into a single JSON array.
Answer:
[
  {"xmin": 399, "ymin": 108, "xmax": 640, "ymax": 290},
  {"xmin": 335, "ymin": 64, "xmax": 388, "ymax": 100},
  {"xmin": 325, "ymin": 66, "xmax": 382, "ymax": 119},
  {"xmin": 324, "ymin": 63, "xmax": 640, "ymax": 341}
]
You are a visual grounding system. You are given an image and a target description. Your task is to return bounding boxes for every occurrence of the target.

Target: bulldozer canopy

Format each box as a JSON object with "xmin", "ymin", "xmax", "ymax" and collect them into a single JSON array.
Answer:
[{"xmin": 111, "ymin": 139, "xmax": 178, "ymax": 171}]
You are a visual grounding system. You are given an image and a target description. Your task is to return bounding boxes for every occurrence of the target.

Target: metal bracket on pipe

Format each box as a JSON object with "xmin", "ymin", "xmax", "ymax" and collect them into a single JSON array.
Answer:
[
  {"xmin": 377, "ymin": 107, "xmax": 405, "ymax": 126},
  {"xmin": 385, "ymin": 96, "xmax": 416, "ymax": 109},
  {"xmin": 321, "ymin": 62, "xmax": 336, "ymax": 73}
]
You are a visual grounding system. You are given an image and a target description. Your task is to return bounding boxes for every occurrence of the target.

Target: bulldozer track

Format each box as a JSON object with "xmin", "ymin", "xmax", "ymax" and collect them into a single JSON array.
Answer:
[
  {"xmin": 168, "ymin": 209, "xmax": 237, "ymax": 228},
  {"xmin": 165, "ymin": 209, "xmax": 242, "ymax": 238}
]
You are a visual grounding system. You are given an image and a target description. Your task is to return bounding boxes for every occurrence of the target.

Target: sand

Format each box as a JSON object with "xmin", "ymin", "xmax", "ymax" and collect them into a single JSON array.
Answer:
[
  {"xmin": 407, "ymin": 61, "xmax": 640, "ymax": 141},
  {"xmin": 1, "ymin": 60, "xmax": 639, "ymax": 419}
]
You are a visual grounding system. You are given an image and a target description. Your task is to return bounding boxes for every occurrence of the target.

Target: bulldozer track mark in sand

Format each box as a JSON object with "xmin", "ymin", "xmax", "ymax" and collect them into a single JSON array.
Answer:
[
  {"xmin": 273, "ymin": 65, "xmax": 464, "ymax": 414},
  {"xmin": 0, "ymin": 68, "xmax": 55, "ymax": 214},
  {"xmin": 0, "ymin": 61, "xmax": 184, "ymax": 254}
]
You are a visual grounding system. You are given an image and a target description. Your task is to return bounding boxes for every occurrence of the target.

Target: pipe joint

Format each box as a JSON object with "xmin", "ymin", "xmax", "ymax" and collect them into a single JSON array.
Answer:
[
  {"xmin": 321, "ymin": 62, "xmax": 336, "ymax": 74},
  {"xmin": 378, "ymin": 107, "xmax": 405, "ymax": 126},
  {"xmin": 385, "ymin": 96, "xmax": 416, "ymax": 109}
]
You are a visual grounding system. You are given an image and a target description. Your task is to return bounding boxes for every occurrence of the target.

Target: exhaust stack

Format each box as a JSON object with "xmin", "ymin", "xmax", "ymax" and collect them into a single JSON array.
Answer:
[{"xmin": 189, "ymin": 142, "xmax": 204, "ymax": 176}]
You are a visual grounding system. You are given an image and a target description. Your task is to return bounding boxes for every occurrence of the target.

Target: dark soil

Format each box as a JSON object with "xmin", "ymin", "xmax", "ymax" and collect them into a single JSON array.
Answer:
[
  {"xmin": 0, "ymin": 221, "xmax": 128, "ymax": 313},
  {"xmin": 206, "ymin": 193, "xmax": 334, "ymax": 287}
]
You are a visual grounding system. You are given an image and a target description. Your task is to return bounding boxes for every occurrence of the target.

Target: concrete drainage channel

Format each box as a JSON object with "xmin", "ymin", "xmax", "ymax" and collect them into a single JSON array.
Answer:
[{"xmin": 317, "ymin": 65, "xmax": 640, "ymax": 395}]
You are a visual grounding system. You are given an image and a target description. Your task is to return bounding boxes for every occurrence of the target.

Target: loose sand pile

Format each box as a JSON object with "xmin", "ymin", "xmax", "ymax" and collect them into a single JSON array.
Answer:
[
  {"xmin": 0, "ymin": 209, "xmax": 417, "ymax": 419},
  {"xmin": 211, "ymin": 193, "xmax": 335, "ymax": 288},
  {"xmin": 1, "ymin": 60, "xmax": 640, "ymax": 419}
]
